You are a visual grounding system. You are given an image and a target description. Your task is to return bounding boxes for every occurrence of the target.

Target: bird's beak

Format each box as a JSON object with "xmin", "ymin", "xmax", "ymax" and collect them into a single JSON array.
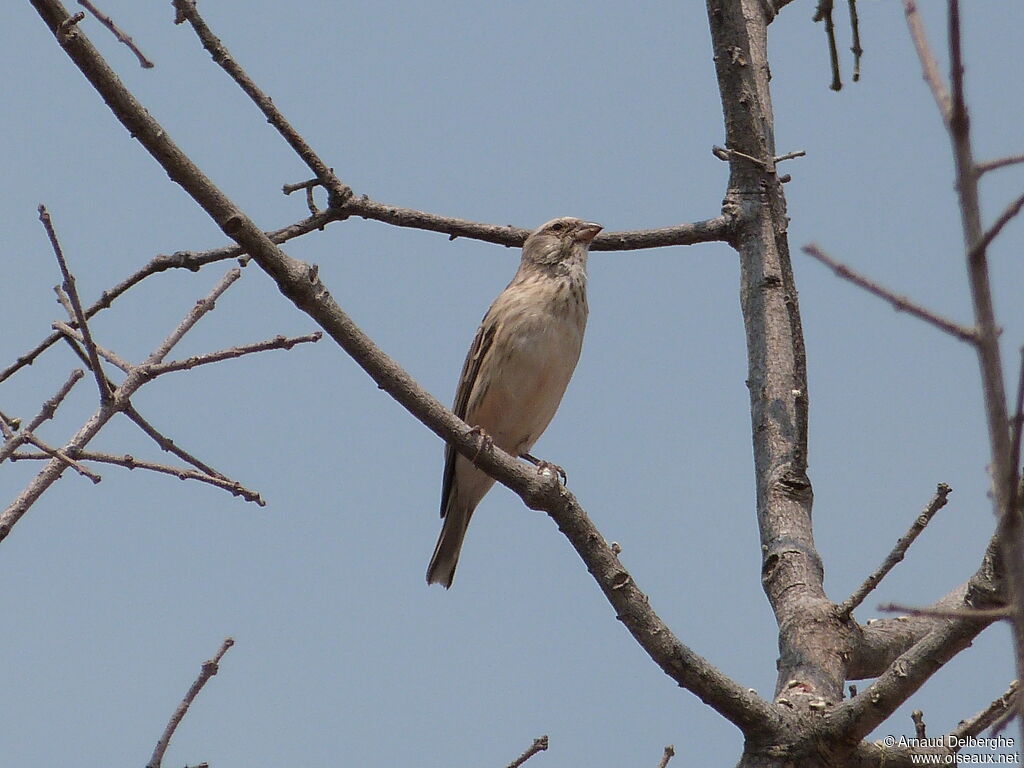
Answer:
[{"xmin": 574, "ymin": 222, "xmax": 603, "ymax": 244}]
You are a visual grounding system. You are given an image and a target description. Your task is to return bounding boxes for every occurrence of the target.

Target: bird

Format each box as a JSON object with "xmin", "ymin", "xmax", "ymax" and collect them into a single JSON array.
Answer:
[{"xmin": 426, "ymin": 216, "xmax": 602, "ymax": 588}]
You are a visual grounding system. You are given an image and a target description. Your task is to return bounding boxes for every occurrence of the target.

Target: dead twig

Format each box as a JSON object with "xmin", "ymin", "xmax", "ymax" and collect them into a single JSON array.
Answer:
[
  {"xmin": 146, "ymin": 637, "xmax": 234, "ymax": 768},
  {"xmin": 802, "ymin": 244, "xmax": 977, "ymax": 343},
  {"xmin": 813, "ymin": 0, "xmax": 842, "ymax": 90},
  {"xmin": 877, "ymin": 603, "xmax": 1011, "ymax": 621},
  {"xmin": 505, "ymin": 735, "xmax": 549, "ymax": 768},
  {"xmin": 838, "ymin": 484, "xmax": 951, "ymax": 619},
  {"xmin": 39, "ymin": 205, "xmax": 110, "ymax": 401},
  {"xmin": 78, "ymin": 0, "xmax": 153, "ymax": 68},
  {"xmin": 10, "ymin": 450, "xmax": 264, "ymax": 505},
  {"xmin": 0, "ymin": 369, "xmax": 85, "ymax": 463}
]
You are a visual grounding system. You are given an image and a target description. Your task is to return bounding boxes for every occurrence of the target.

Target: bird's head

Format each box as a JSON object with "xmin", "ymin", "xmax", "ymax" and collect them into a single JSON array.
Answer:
[{"xmin": 521, "ymin": 217, "xmax": 603, "ymax": 269}]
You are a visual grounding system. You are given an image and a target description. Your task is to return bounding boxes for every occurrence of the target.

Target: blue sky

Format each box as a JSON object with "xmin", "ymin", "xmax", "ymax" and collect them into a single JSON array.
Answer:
[{"xmin": 2, "ymin": 1, "xmax": 1023, "ymax": 765}]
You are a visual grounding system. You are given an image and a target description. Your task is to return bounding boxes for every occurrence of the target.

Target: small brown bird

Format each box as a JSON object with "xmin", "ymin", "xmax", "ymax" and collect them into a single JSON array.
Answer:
[{"xmin": 426, "ymin": 216, "xmax": 602, "ymax": 588}]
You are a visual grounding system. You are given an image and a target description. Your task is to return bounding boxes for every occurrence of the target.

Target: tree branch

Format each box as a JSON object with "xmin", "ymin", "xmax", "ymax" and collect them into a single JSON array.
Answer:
[
  {"xmin": 837, "ymin": 483, "xmax": 951, "ymax": 619},
  {"xmin": 1, "ymin": 269, "xmax": 242, "ymax": 541},
  {"xmin": 28, "ymin": 0, "xmax": 779, "ymax": 735},
  {"xmin": 0, "ymin": 368, "xmax": 84, "ymax": 463},
  {"xmin": 802, "ymin": 245, "xmax": 977, "ymax": 343},
  {"xmin": 38, "ymin": 204, "xmax": 111, "ymax": 400},
  {"xmin": 146, "ymin": 637, "xmax": 234, "ymax": 768},
  {"xmin": 505, "ymin": 735, "xmax": 549, "ymax": 768},
  {"xmin": 706, "ymin": 0, "xmax": 847, "ymax": 716},
  {"xmin": 11, "ymin": 450, "xmax": 264, "ymax": 504}
]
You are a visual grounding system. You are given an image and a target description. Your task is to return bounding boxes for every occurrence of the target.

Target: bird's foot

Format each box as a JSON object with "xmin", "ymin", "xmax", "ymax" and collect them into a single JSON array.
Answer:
[
  {"xmin": 466, "ymin": 425, "xmax": 493, "ymax": 464},
  {"xmin": 520, "ymin": 452, "xmax": 567, "ymax": 485}
]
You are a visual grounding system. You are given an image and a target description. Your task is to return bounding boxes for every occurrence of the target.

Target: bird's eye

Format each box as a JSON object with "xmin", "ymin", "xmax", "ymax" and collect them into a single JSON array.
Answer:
[{"xmin": 551, "ymin": 221, "xmax": 566, "ymax": 232}]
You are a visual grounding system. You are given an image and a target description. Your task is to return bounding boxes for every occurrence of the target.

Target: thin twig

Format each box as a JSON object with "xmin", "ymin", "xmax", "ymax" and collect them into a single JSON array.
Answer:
[
  {"xmin": 712, "ymin": 145, "xmax": 770, "ymax": 170},
  {"xmin": 172, "ymin": 0, "xmax": 351, "ymax": 207},
  {"xmin": 838, "ymin": 483, "xmax": 952, "ymax": 618},
  {"xmin": 52, "ymin": 321, "xmax": 133, "ymax": 372},
  {"xmin": 877, "ymin": 603, "xmax": 1011, "ymax": 621},
  {"xmin": 123, "ymin": 406, "xmax": 226, "ymax": 480},
  {"xmin": 657, "ymin": 744, "xmax": 676, "ymax": 768},
  {"xmin": 10, "ymin": 436, "xmax": 101, "ymax": 484},
  {"xmin": 2, "ymin": 272, "xmax": 243, "ymax": 542},
  {"xmin": 848, "ymin": 0, "xmax": 862, "ymax": 82},
  {"xmin": 38, "ymin": 204, "xmax": 110, "ymax": 401},
  {"xmin": 773, "ymin": 149, "xmax": 806, "ymax": 164},
  {"xmin": 146, "ymin": 637, "xmax": 234, "ymax": 768},
  {"xmin": 77, "ymin": 0, "xmax": 153, "ymax": 68},
  {"xmin": 12, "ymin": 450, "xmax": 264, "ymax": 504},
  {"xmin": 148, "ymin": 331, "xmax": 322, "ymax": 376},
  {"xmin": 147, "ymin": 268, "xmax": 241, "ymax": 364},
  {"xmin": 813, "ymin": 0, "xmax": 842, "ymax": 90},
  {"xmin": 902, "ymin": 0, "xmax": 951, "ymax": 123},
  {"xmin": 966, "ymin": 192, "xmax": 1024, "ymax": 267},
  {"xmin": 976, "ymin": 154, "xmax": 1024, "ymax": 176},
  {"xmin": 951, "ymin": 681, "xmax": 1019, "ymax": 739},
  {"xmin": 53, "ymin": 284, "xmax": 76, "ymax": 321},
  {"xmin": 802, "ymin": 244, "xmax": 977, "ymax": 343},
  {"xmin": 505, "ymin": 735, "xmax": 548, "ymax": 768},
  {"xmin": 1, "ymin": 207, "xmax": 727, "ymax": 385},
  {"xmin": 0, "ymin": 369, "xmax": 84, "ymax": 463}
]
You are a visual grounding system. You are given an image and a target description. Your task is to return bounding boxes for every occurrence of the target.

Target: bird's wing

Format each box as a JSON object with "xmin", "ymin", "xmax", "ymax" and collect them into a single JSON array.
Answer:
[{"xmin": 439, "ymin": 315, "xmax": 498, "ymax": 518}]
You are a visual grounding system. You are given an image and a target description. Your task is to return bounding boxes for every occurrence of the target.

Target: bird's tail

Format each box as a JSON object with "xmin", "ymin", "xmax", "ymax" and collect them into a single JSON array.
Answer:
[{"xmin": 426, "ymin": 503, "xmax": 472, "ymax": 588}]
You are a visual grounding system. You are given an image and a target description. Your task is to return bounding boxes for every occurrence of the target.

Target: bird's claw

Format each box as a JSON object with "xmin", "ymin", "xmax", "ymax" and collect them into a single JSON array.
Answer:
[
  {"xmin": 520, "ymin": 452, "xmax": 567, "ymax": 485},
  {"xmin": 466, "ymin": 425, "xmax": 493, "ymax": 464}
]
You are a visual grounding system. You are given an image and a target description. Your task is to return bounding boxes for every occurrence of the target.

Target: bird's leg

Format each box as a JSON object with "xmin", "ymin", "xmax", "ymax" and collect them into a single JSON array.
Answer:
[
  {"xmin": 520, "ymin": 452, "xmax": 567, "ymax": 485},
  {"xmin": 466, "ymin": 425, "xmax": 493, "ymax": 464}
]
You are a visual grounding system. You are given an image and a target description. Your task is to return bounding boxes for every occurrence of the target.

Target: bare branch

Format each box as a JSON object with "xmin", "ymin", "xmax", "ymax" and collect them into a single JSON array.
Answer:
[
  {"xmin": 3, "ymin": 207, "xmax": 727, "ymax": 388},
  {"xmin": 657, "ymin": 745, "xmax": 676, "ymax": 768},
  {"xmin": 848, "ymin": 0, "xmax": 862, "ymax": 82},
  {"xmin": 505, "ymin": 735, "xmax": 549, "ymax": 768},
  {"xmin": 38, "ymin": 204, "xmax": 110, "ymax": 400},
  {"xmin": 940, "ymin": 0, "xmax": 1024, "ymax": 742},
  {"xmin": 821, "ymin": 609, "xmax": 995, "ymax": 743},
  {"xmin": 77, "ymin": 0, "xmax": 153, "ymax": 68},
  {"xmin": 902, "ymin": 0, "xmax": 951, "ymax": 123},
  {"xmin": 976, "ymin": 153, "xmax": 1024, "ymax": 176},
  {"xmin": 9, "ymin": 436, "xmax": 102, "ymax": 484},
  {"xmin": 171, "ymin": 0, "xmax": 351, "ymax": 206},
  {"xmin": 123, "ymin": 405, "xmax": 227, "ymax": 480},
  {"xmin": 0, "ymin": 369, "xmax": 84, "ymax": 463},
  {"xmin": 813, "ymin": 0, "xmax": 842, "ymax": 90},
  {"xmin": 52, "ymin": 321, "xmax": 133, "ymax": 372},
  {"xmin": 951, "ymin": 681, "xmax": 1020, "ymax": 739},
  {"xmin": 148, "ymin": 268, "xmax": 242, "ymax": 364},
  {"xmin": 13, "ymin": 450, "xmax": 264, "ymax": 505},
  {"xmin": 146, "ymin": 637, "xmax": 234, "ymax": 768},
  {"xmin": 27, "ymin": 2, "xmax": 779, "ymax": 732},
  {"xmin": 2, "ymin": 270, "xmax": 243, "ymax": 542},
  {"xmin": 802, "ymin": 244, "xmax": 977, "ymax": 343},
  {"xmin": 837, "ymin": 483, "xmax": 952, "ymax": 619},
  {"xmin": 774, "ymin": 149, "xmax": 806, "ymax": 164},
  {"xmin": 878, "ymin": 603, "xmax": 1011, "ymax": 621},
  {"xmin": 966, "ymin": 192, "xmax": 1024, "ymax": 266},
  {"xmin": 147, "ymin": 331, "xmax": 322, "ymax": 376},
  {"xmin": 0, "ymin": 211, "xmax": 332, "ymax": 385}
]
